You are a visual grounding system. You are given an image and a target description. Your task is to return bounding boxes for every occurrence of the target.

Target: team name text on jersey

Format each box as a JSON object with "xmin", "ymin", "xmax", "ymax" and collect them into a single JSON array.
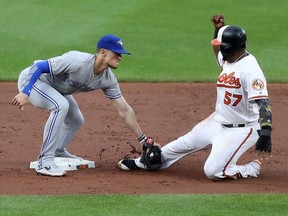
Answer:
[{"xmin": 217, "ymin": 72, "xmax": 241, "ymax": 89}]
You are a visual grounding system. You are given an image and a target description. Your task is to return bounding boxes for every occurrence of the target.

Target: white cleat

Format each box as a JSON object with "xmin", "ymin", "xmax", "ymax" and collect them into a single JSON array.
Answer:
[
  {"xmin": 36, "ymin": 165, "xmax": 67, "ymax": 177},
  {"xmin": 225, "ymin": 159, "xmax": 262, "ymax": 180},
  {"xmin": 55, "ymin": 148, "xmax": 82, "ymax": 159},
  {"xmin": 249, "ymin": 159, "xmax": 262, "ymax": 177}
]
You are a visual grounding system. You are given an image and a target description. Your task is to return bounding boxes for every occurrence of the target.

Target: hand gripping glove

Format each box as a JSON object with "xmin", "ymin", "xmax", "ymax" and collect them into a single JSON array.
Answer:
[
  {"xmin": 140, "ymin": 137, "xmax": 162, "ymax": 171},
  {"xmin": 255, "ymin": 129, "xmax": 272, "ymax": 152}
]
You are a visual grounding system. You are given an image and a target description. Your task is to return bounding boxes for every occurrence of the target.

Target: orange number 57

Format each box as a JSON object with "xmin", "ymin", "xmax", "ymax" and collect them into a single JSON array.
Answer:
[{"xmin": 224, "ymin": 91, "xmax": 243, "ymax": 106}]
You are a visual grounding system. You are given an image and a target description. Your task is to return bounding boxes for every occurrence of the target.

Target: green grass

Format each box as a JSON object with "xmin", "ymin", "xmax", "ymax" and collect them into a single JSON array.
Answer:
[
  {"xmin": 1, "ymin": 194, "xmax": 287, "ymax": 216},
  {"xmin": 0, "ymin": 0, "xmax": 287, "ymax": 82}
]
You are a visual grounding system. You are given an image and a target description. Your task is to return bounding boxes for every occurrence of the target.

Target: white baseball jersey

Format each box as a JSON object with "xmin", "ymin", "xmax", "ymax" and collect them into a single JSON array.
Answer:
[{"xmin": 214, "ymin": 52, "xmax": 269, "ymax": 124}]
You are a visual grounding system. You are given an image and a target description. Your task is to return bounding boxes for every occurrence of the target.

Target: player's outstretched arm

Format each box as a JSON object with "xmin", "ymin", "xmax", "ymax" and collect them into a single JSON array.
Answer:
[
  {"xmin": 112, "ymin": 96, "xmax": 160, "ymax": 149},
  {"xmin": 112, "ymin": 96, "xmax": 144, "ymax": 138}
]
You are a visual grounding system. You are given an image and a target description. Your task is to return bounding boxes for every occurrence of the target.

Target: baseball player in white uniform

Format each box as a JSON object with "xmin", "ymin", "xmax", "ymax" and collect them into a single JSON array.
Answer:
[
  {"xmin": 118, "ymin": 15, "xmax": 273, "ymax": 180},
  {"xmin": 12, "ymin": 34, "xmax": 155, "ymax": 177}
]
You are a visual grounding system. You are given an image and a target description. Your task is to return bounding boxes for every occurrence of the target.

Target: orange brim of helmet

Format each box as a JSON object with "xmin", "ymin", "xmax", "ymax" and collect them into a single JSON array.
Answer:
[{"xmin": 211, "ymin": 38, "xmax": 221, "ymax": 45}]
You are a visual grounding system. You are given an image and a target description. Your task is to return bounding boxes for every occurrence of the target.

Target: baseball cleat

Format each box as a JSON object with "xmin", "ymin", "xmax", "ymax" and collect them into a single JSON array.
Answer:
[
  {"xmin": 225, "ymin": 159, "xmax": 262, "ymax": 180},
  {"xmin": 36, "ymin": 165, "xmax": 67, "ymax": 177},
  {"xmin": 118, "ymin": 159, "xmax": 140, "ymax": 170},
  {"xmin": 55, "ymin": 148, "xmax": 82, "ymax": 159},
  {"xmin": 249, "ymin": 159, "xmax": 262, "ymax": 177}
]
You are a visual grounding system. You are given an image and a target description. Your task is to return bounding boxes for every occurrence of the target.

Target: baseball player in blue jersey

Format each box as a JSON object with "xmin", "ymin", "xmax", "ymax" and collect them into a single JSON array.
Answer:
[{"xmin": 12, "ymin": 34, "xmax": 154, "ymax": 177}]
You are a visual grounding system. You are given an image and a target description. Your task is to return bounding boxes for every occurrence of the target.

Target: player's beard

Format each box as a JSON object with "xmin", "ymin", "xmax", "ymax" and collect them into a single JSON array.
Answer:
[
  {"xmin": 222, "ymin": 52, "xmax": 234, "ymax": 63},
  {"xmin": 221, "ymin": 51, "xmax": 228, "ymax": 61}
]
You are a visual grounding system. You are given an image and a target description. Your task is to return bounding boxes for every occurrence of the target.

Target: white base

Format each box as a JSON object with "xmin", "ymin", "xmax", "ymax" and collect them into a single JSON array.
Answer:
[{"xmin": 29, "ymin": 157, "xmax": 95, "ymax": 171}]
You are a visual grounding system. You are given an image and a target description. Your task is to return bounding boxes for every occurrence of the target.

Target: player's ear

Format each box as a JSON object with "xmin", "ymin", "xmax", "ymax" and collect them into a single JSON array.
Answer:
[{"xmin": 99, "ymin": 48, "xmax": 108, "ymax": 57}]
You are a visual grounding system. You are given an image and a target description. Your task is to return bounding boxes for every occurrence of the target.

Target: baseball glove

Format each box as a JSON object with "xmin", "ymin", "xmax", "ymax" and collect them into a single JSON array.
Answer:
[{"xmin": 140, "ymin": 137, "xmax": 162, "ymax": 171}]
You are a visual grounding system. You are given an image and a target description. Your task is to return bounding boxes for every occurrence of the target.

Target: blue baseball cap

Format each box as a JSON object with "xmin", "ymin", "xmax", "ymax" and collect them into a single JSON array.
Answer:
[{"xmin": 97, "ymin": 34, "xmax": 131, "ymax": 55}]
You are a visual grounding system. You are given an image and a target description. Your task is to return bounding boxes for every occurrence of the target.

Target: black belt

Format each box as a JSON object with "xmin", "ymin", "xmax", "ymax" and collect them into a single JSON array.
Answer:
[{"xmin": 223, "ymin": 124, "xmax": 245, "ymax": 128}]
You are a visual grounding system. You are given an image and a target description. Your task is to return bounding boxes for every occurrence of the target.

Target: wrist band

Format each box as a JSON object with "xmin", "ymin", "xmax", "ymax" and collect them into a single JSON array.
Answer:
[
  {"xmin": 137, "ymin": 134, "xmax": 147, "ymax": 144},
  {"xmin": 260, "ymin": 129, "xmax": 271, "ymax": 136}
]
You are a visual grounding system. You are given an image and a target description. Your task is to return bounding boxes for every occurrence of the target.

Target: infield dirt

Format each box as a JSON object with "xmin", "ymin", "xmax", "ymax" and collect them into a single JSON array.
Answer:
[{"xmin": 0, "ymin": 83, "xmax": 287, "ymax": 195}]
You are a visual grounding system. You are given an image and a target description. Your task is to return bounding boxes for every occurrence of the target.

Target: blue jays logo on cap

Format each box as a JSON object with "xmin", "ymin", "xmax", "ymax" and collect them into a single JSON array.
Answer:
[{"xmin": 97, "ymin": 34, "xmax": 131, "ymax": 55}]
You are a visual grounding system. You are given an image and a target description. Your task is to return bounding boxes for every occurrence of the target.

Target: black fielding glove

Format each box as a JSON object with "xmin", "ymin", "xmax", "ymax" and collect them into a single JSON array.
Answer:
[
  {"xmin": 140, "ymin": 137, "xmax": 154, "ymax": 163},
  {"xmin": 137, "ymin": 135, "xmax": 162, "ymax": 171},
  {"xmin": 255, "ymin": 129, "xmax": 272, "ymax": 152}
]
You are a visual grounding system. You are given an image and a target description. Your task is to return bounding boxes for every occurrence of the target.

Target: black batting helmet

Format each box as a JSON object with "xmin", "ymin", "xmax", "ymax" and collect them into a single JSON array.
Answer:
[{"xmin": 211, "ymin": 25, "xmax": 247, "ymax": 56}]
